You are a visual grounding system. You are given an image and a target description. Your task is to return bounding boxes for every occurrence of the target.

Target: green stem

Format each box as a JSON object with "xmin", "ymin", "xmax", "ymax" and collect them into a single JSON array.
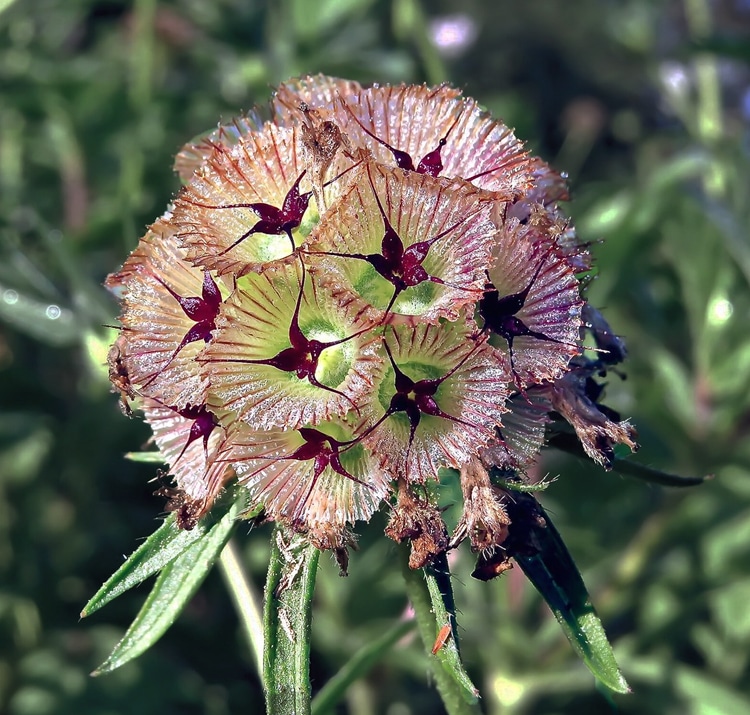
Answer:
[
  {"xmin": 399, "ymin": 545, "xmax": 482, "ymax": 715},
  {"xmin": 263, "ymin": 524, "xmax": 320, "ymax": 715},
  {"xmin": 218, "ymin": 538, "xmax": 265, "ymax": 679}
]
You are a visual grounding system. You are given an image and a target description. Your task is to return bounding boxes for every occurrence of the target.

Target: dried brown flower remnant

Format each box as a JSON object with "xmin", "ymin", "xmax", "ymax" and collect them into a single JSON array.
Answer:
[
  {"xmin": 385, "ymin": 480, "xmax": 449, "ymax": 569},
  {"xmin": 547, "ymin": 368, "xmax": 639, "ymax": 469},
  {"xmin": 106, "ymin": 74, "xmax": 636, "ymax": 564},
  {"xmin": 450, "ymin": 458, "xmax": 510, "ymax": 554}
]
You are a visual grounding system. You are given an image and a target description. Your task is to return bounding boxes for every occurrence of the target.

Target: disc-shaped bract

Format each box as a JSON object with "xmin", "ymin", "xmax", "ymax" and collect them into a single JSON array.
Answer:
[
  {"xmin": 307, "ymin": 162, "xmax": 496, "ymax": 324},
  {"xmin": 221, "ymin": 417, "xmax": 390, "ymax": 534},
  {"xmin": 485, "ymin": 215, "xmax": 583, "ymax": 387},
  {"xmin": 174, "ymin": 112, "xmax": 265, "ymax": 183},
  {"xmin": 105, "ymin": 218, "xmax": 223, "ymax": 410},
  {"xmin": 203, "ymin": 261, "xmax": 383, "ymax": 430},
  {"xmin": 172, "ymin": 122, "xmax": 352, "ymax": 278},
  {"xmin": 274, "ymin": 78, "xmax": 534, "ymax": 199},
  {"xmin": 144, "ymin": 400, "xmax": 232, "ymax": 525},
  {"xmin": 359, "ymin": 320, "xmax": 509, "ymax": 483}
]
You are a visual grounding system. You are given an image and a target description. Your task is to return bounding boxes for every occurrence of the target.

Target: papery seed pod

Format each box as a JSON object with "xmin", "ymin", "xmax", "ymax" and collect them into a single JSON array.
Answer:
[
  {"xmin": 449, "ymin": 457, "xmax": 510, "ymax": 554},
  {"xmin": 144, "ymin": 399, "xmax": 233, "ymax": 529},
  {"xmin": 219, "ymin": 416, "xmax": 390, "ymax": 538},
  {"xmin": 481, "ymin": 390, "xmax": 551, "ymax": 471},
  {"xmin": 306, "ymin": 161, "xmax": 497, "ymax": 325},
  {"xmin": 385, "ymin": 480, "xmax": 449, "ymax": 569},
  {"xmin": 545, "ymin": 368, "xmax": 638, "ymax": 469},
  {"xmin": 482, "ymin": 211, "xmax": 584, "ymax": 388},
  {"xmin": 358, "ymin": 320, "xmax": 509, "ymax": 483},
  {"xmin": 171, "ymin": 122, "xmax": 354, "ymax": 277},
  {"xmin": 202, "ymin": 260, "xmax": 383, "ymax": 430},
  {"xmin": 105, "ymin": 217, "xmax": 223, "ymax": 409},
  {"xmin": 273, "ymin": 77, "xmax": 535, "ymax": 199},
  {"xmin": 272, "ymin": 74, "xmax": 363, "ymax": 123},
  {"xmin": 174, "ymin": 111, "xmax": 265, "ymax": 183}
]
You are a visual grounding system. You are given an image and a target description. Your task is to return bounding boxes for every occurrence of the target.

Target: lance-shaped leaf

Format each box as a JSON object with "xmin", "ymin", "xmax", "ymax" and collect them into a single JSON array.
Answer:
[
  {"xmin": 90, "ymin": 496, "xmax": 243, "ymax": 675},
  {"xmin": 82, "ymin": 513, "xmax": 205, "ymax": 617},
  {"xmin": 400, "ymin": 546, "xmax": 481, "ymax": 712},
  {"xmin": 501, "ymin": 490, "xmax": 630, "ymax": 694}
]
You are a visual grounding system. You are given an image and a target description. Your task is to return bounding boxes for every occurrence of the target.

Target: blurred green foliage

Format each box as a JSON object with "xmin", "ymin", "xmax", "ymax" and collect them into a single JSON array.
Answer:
[{"xmin": 1, "ymin": 0, "xmax": 749, "ymax": 713}]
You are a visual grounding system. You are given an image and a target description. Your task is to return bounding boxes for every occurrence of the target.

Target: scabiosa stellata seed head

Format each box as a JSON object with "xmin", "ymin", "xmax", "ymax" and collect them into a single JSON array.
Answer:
[{"xmin": 105, "ymin": 74, "xmax": 637, "ymax": 566}]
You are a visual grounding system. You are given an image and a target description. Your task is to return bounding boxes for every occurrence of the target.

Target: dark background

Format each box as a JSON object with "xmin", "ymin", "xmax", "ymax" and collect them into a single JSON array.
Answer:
[{"xmin": 1, "ymin": 0, "xmax": 750, "ymax": 713}]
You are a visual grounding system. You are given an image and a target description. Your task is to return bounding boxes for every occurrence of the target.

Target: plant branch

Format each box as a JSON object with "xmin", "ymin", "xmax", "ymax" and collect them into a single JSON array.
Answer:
[{"xmin": 263, "ymin": 524, "xmax": 321, "ymax": 715}]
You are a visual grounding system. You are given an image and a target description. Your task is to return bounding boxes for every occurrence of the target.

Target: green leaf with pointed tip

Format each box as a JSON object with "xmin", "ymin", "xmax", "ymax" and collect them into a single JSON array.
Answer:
[
  {"xmin": 91, "ymin": 497, "xmax": 243, "ymax": 675},
  {"xmin": 506, "ymin": 492, "xmax": 630, "ymax": 695},
  {"xmin": 547, "ymin": 427, "xmax": 708, "ymax": 487},
  {"xmin": 81, "ymin": 495, "xmax": 239, "ymax": 617},
  {"xmin": 424, "ymin": 558, "xmax": 480, "ymax": 703},
  {"xmin": 401, "ymin": 547, "xmax": 481, "ymax": 713}
]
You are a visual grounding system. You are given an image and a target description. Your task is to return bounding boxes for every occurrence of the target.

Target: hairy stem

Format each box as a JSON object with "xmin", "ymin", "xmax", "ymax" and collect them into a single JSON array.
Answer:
[{"xmin": 263, "ymin": 524, "xmax": 320, "ymax": 715}]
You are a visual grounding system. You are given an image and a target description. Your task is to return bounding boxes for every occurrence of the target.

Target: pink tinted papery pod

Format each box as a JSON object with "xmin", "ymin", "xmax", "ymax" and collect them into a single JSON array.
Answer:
[
  {"xmin": 201, "ymin": 260, "xmax": 383, "ymax": 431},
  {"xmin": 357, "ymin": 319, "xmax": 510, "ymax": 484},
  {"xmin": 217, "ymin": 415, "xmax": 391, "ymax": 550},
  {"xmin": 143, "ymin": 398, "xmax": 232, "ymax": 529},
  {"xmin": 170, "ymin": 122, "xmax": 355, "ymax": 278},
  {"xmin": 273, "ymin": 77, "xmax": 535, "ymax": 201},
  {"xmin": 305, "ymin": 161, "xmax": 497, "ymax": 325},
  {"xmin": 105, "ymin": 216, "xmax": 223, "ymax": 410}
]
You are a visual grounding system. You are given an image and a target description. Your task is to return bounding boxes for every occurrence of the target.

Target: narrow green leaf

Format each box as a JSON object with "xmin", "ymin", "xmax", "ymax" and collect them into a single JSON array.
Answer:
[
  {"xmin": 263, "ymin": 524, "xmax": 320, "ymax": 715},
  {"xmin": 91, "ymin": 497, "xmax": 242, "ymax": 675},
  {"xmin": 505, "ymin": 492, "xmax": 630, "ymax": 694},
  {"xmin": 610, "ymin": 455, "xmax": 711, "ymax": 487},
  {"xmin": 311, "ymin": 618, "xmax": 415, "ymax": 715},
  {"xmin": 400, "ymin": 545, "xmax": 482, "ymax": 715},
  {"xmin": 424, "ymin": 556, "xmax": 480, "ymax": 701},
  {"xmin": 81, "ymin": 497, "xmax": 235, "ymax": 617}
]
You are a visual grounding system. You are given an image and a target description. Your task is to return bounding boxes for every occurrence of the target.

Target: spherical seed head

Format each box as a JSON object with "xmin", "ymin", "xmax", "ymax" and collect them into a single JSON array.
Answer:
[{"xmin": 104, "ymin": 73, "xmax": 636, "ymax": 548}]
